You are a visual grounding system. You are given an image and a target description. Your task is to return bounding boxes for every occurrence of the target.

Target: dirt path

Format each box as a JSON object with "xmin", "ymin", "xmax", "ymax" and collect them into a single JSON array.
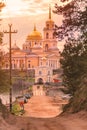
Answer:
[
  {"xmin": 24, "ymin": 95, "xmax": 62, "ymax": 118},
  {"xmin": 0, "ymin": 114, "xmax": 87, "ymax": 130},
  {"xmin": 0, "ymin": 95, "xmax": 87, "ymax": 130},
  {"xmin": 0, "ymin": 111, "xmax": 87, "ymax": 130},
  {"xmin": 13, "ymin": 113, "xmax": 87, "ymax": 130}
]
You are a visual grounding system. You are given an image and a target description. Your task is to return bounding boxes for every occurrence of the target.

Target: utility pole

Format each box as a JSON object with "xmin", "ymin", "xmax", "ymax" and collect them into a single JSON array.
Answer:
[{"xmin": 4, "ymin": 24, "xmax": 17, "ymax": 112}]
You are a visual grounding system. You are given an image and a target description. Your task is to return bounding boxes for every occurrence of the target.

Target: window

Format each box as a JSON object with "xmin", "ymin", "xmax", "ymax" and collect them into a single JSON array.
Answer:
[
  {"xmin": 6, "ymin": 64, "xmax": 8, "ymax": 68},
  {"xmin": 48, "ymin": 71, "xmax": 50, "ymax": 75},
  {"xmin": 28, "ymin": 64, "xmax": 30, "ymax": 68},
  {"xmin": 29, "ymin": 42, "xmax": 31, "ymax": 46},
  {"xmin": 37, "ymin": 86, "xmax": 40, "ymax": 89},
  {"xmin": 46, "ymin": 33, "xmax": 49, "ymax": 39},
  {"xmin": 40, "ymin": 62, "xmax": 42, "ymax": 65},
  {"xmin": 47, "ymin": 24, "xmax": 49, "ymax": 29},
  {"xmin": 22, "ymin": 64, "xmax": 24, "ymax": 68},
  {"xmin": 14, "ymin": 64, "xmax": 16, "ymax": 69},
  {"xmin": 39, "ymin": 71, "xmax": 42, "ymax": 75},
  {"xmin": 45, "ymin": 44, "xmax": 48, "ymax": 51}
]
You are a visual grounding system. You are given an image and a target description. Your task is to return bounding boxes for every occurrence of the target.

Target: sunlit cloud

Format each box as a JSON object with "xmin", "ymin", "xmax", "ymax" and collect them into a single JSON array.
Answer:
[{"xmin": 0, "ymin": 0, "xmax": 64, "ymax": 18}]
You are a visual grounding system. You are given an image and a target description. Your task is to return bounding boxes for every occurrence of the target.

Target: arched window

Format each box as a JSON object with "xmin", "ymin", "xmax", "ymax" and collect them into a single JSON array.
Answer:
[
  {"xmin": 40, "ymin": 62, "xmax": 42, "ymax": 66},
  {"xmin": 48, "ymin": 71, "xmax": 50, "ymax": 75},
  {"xmin": 37, "ymin": 86, "xmax": 40, "ymax": 89},
  {"xmin": 35, "ymin": 42, "xmax": 37, "ymax": 45},
  {"xmin": 29, "ymin": 42, "xmax": 31, "ymax": 47},
  {"xmin": 40, "ymin": 43, "xmax": 42, "ymax": 45},
  {"xmin": 6, "ymin": 64, "xmax": 8, "ymax": 69},
  {"xmin": 14, "ymin": 64, "xmax": 16, "ymax": 69},
  {"xmin": 47, "ymin": 24, "xmax": 49, "ymax": 29},
  {"xmin": 45, "ymin": 44, "xmax": 48, "ymax": 51},
  {"xmin": 39, "ymin": 71, "xmax": 42, "ymax": 75},
  {"xmin": 46, "ymin": 33, "xmax": 49, "ymax": 39},
  {"xmin": 28, "ymin": 64, "xmax": 30, "ymax": 68}
]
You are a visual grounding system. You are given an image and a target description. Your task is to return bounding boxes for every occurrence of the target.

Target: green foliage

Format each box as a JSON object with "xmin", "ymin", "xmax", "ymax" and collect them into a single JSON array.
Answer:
[
  {"xmin": 53, "ymin": 0, "xmax": 87, "ymax": 41},
  {"xmin": 12, "ymin": 102, "xmax": 23, "ymax": 116},
  {"xmin": 63, "ymin": 76, "xmax": 87, "ymax": 113},
  {"xmin": 60, "ymin": 40, "xmax": 87, "ymax": 95},
  {"xmin": 54, "ymin": 0, "xmax": 87, "ymax": 112},
  {"xmin": 0, "ymin": 70, "xmax": 10, "ymax": 93},
  {"xmin": 0, "ymin": 99, "xmax": 9, "ymax": 119},
  {"xmin": 0, "ymin": 51, "xmax": 9, "ymax": 93}
]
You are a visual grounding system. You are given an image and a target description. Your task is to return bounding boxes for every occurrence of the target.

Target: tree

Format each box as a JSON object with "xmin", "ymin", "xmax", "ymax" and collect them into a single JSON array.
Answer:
[
  {"xmin": 53, "ymin": 0, "xmax": 87, "ymax": 41},
  {"xmin": 53, "ymin": 0, "xmax": 87, "ymax": 112},
  {"xmin": 0, "ymin": 2, "xmax": 5, "ymax": 45},
  {"xmin": 0, "ymin": 50, "xmax": 9, "ymax": 93},
  {"xmin": 0, "ymin": 2, "xmax": 9, "ymax": 93},
  {"xmin": 60, "ymin": 39, "xmax": 87, "ymax": 95},
  {"xmin": 54, "ymin": 0, "xmax": 87, "ymax": 90}
]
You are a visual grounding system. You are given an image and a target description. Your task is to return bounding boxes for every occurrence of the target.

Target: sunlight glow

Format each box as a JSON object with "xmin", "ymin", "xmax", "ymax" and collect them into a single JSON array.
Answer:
[{"xmin": 0, "ymin": 0, "xmax": 65, "ymax": 18}]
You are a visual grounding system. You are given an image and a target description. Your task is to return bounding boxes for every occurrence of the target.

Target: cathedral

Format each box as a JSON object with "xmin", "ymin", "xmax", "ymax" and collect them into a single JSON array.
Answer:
[{"xmin": 3, "ymin": 6, "xmax": 60, "ymax": 83}]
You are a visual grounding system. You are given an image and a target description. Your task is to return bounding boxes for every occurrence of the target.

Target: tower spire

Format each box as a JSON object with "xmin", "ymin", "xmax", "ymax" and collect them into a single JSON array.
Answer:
[
  {"xmin": 34, "ymin": 24, "xmax": 36, "ymax": 31},
  {"xmin": 49, "ymin": 4, "xmax": 51, "ymax": 19}
]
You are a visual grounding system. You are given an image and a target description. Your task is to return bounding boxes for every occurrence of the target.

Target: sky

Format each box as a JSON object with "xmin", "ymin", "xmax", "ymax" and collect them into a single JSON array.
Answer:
[{"xmin": 0, "ymin": 0, "xmax": 65, "ymax": 51}]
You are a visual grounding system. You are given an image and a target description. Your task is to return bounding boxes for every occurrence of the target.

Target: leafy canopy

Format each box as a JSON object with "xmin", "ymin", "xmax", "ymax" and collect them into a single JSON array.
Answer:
[
  {"xmin": 54, "ymin": 0, "xmax": 87, "ymax": 92},
  {"xmin": 54, "ymin": 0, "xmax": 87, "ymax": 112}
]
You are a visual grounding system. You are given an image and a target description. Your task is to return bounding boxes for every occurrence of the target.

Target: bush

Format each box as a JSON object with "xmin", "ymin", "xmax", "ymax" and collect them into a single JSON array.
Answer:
[{"xmin": 12, "ymin": 102, "xmax": 24, "ymax": 116}]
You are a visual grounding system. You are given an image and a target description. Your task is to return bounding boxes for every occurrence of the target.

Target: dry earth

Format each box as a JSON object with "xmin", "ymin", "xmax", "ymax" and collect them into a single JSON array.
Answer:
[
  {"xmin": 0, "ymin": 95, "xmax": 87, "ymax": 130},
  {"xmin": 24, "ymin": 95, "xmax": 63, "ymax": 118}
]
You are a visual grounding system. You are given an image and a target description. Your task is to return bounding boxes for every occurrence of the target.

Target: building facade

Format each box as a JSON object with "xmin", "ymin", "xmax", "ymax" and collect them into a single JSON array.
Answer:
[{"xmin": 3, "ymin": 6, "xmax": 60, "ymax": 83}]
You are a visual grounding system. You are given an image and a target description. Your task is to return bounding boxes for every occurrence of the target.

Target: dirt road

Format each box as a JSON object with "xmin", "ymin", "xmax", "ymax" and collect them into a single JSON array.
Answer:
[
  {"xmin": 24, "ymin": 95, "xmax": 62, "ymax": 118},
  {"xmin": 0, "ymin": 95, "xmax": 87, "ymax": 130},
  {"xmin": 0, "ymin": 112, "xmax": 87, "ymax": 130}
]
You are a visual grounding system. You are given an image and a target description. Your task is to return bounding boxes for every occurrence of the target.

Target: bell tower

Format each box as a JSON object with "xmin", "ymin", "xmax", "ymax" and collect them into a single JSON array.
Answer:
[{"xmin": 43, "ymin": 5, "xmax": 57, "ymax": 51}]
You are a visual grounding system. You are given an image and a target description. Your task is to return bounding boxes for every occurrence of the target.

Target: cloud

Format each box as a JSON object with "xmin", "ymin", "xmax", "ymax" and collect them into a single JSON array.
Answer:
[
  {"xmin": 1, "ymin": 0, "xmax": 61, "ymax": 18},
  {"xmin": 34, "ymin": 0, "xmax": 42, "ymax": 3}
]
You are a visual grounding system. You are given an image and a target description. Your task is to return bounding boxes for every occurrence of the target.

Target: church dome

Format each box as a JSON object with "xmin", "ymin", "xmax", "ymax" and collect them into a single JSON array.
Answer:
[
  {"xmin": 46, "ymin": 19, "xmax": 54, "ymax": 24},
  {"xmin": 12, "ymin": 43, "xmax": 20, "ymax": 50},
  {"xmin": 27, "ymin": 25, "xmax": 42, "ymax": 40}
]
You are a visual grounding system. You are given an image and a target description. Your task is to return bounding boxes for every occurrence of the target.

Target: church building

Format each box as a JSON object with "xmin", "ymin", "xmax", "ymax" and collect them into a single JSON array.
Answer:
[{"xmin": 3, "ymin": 6, "xmax": 60, "ymax": 83}]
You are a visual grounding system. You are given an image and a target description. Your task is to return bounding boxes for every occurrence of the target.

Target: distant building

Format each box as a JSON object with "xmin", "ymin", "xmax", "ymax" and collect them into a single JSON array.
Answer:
[{"xmin": 3, "ymin": 6, "xmax": 60, "ymax": 83}]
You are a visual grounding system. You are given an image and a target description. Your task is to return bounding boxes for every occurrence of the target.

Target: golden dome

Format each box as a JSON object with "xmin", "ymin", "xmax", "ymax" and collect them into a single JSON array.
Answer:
[{"xmin": 27, "ymin": 25, "xmax": 42, "ymax": 40}]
